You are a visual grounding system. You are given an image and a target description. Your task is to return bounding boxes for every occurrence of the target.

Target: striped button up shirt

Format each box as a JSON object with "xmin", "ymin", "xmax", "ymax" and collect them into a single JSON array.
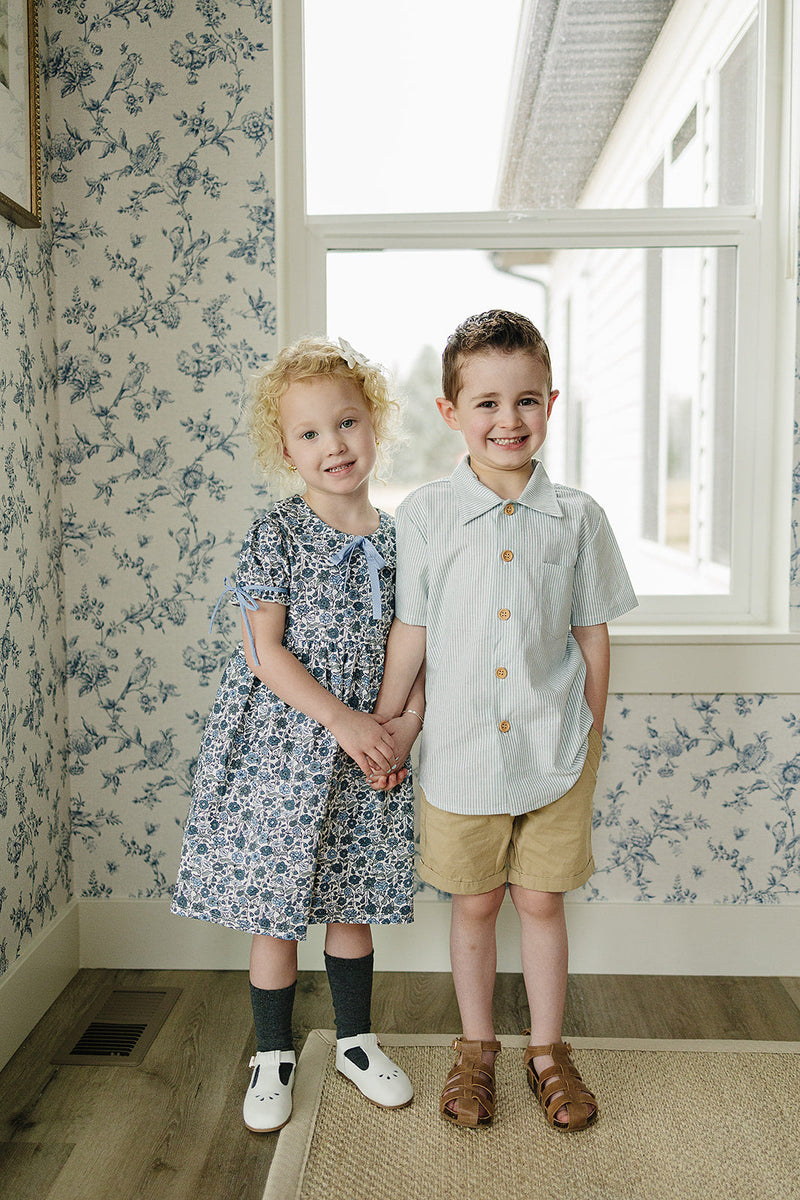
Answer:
[{"xmin": 395, "ymin": 457, "xmax": 637, "ymax": 815}]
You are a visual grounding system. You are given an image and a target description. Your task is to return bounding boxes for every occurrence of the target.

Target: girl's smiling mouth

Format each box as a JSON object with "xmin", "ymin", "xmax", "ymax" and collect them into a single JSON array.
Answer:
[{"xmin": 325, "ymin": 460, "xmax": 355, "ymax": 474}]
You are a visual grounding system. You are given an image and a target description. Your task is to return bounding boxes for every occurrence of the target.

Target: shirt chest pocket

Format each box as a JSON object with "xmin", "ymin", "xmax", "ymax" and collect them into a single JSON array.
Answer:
[{"xmin": 537, "ymin": 562, "xmax": 575, "ymax": 639}]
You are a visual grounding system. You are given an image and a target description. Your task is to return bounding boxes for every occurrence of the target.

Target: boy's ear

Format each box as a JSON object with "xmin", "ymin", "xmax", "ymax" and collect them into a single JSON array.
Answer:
[
  {"xmin": 435, "ymin": 395, "xmax": 460, "ymax": 431},
  {"xmin": 547, "ymin": 389, "xmax": 559, "ymax": 418}
]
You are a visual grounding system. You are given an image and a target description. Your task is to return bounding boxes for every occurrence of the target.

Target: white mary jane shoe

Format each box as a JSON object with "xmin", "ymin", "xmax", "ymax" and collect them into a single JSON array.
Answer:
[
  {"xmin": 242, "ymin": 1049, "xmax": 296, "ymax": 1132},
  {"xmin": 335, "ymin": 1033, "xmax": 413, "ymax": 1109}
]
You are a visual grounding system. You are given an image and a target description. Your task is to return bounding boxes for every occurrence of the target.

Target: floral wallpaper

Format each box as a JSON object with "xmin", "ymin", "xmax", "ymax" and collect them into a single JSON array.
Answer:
[
  {"xmin": 415, "ymin": 694, "xmax": 800, "ymax": 905},
  {"xmin": 0, "ymin": 218, "xmax": 72, "ymax": 970},
  {"xmin": 583, "ymin": 693, "xmax": 800, "ymax": 903},
  {"xmin": 1, "ymin": 0, "xmax": 799, "ymax": 981},
  {"xmin": 47, "ymin": 0, "xmax": 276, "ymax": 905}
]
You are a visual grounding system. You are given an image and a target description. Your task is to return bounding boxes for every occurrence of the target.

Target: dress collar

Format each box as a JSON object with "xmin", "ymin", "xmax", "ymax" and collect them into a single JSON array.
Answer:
[
  {"xmin": 450, "ymin": 456, "xmax": 564, "ymax": 525},
  {"xmin": 289, "ymin": 493, "xmax": 386, "ymax": 541}
]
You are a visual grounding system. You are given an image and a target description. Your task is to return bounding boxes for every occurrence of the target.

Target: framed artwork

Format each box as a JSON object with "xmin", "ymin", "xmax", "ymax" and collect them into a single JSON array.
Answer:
[{"xmin": 0, "ymin": 0, "xmax": 40, "ymax": 227}]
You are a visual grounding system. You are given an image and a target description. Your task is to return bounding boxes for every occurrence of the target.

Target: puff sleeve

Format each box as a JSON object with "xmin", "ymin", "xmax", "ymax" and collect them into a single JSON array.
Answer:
[
  {"xmin": 234, "ymin": 514, "xmax": 290, "ymax": 605},
  {"xmin": 208, "ymin": 513, "xmax": 291, "ymax": 666}
]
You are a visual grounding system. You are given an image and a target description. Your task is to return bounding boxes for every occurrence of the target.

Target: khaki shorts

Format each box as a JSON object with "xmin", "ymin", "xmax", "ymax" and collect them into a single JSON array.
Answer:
[{"xmin": 418, "ymin": 728, "xmax": 602, "ymax": 895}]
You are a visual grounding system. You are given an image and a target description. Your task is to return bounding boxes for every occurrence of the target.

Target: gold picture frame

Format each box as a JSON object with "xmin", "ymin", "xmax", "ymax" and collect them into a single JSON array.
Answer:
[{"xmin": 0, "ymin": 0, "xmax": 41, "ymax": 227}]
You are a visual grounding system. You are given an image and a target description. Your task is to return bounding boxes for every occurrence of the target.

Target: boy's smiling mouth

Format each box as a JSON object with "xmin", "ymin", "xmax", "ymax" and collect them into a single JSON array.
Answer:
[{"xmin": 491, "ymin": 436, "xmax": 529, "ymax": 446}]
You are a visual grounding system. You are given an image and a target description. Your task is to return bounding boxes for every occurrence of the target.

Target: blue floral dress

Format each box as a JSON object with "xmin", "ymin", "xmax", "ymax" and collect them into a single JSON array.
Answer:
[{"xmin": 171, "ymin": 496, "xmax": 415, "ymax": 940}]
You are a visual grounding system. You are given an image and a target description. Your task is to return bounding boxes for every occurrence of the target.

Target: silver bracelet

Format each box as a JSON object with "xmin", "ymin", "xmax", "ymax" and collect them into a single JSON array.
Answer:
[{"xmin": 402, "ymin": 708, "xmax": 424, "ymax": 727}]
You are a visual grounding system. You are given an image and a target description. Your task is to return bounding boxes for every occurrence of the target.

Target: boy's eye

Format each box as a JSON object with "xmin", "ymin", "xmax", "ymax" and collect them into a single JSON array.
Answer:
[
  {"xmin": 478, "ymin": 400, "xmax": 496, "ymax": 408},
  {"xmin": 520, "ymin": 397, "xmax": 539, "ymax": 406}
]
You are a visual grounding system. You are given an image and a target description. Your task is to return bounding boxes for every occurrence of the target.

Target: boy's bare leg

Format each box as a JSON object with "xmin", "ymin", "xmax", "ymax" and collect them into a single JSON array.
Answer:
[
  {"xmin": 510, "ymin": 885, "xmax": 593, "ymax": 1123},
  {"xmin": 446, "ymin": 886, "xmax": 505, "ymax": 1117},
  {"xmin": 450, "ymin": 886, "xmax": 505, "ymax": 1036}
]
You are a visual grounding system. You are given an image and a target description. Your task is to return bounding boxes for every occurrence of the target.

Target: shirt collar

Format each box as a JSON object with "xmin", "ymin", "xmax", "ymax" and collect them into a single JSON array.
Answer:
[{"xmin": 450, "ymin": 455, "xmax": 564, "ymax": 524}]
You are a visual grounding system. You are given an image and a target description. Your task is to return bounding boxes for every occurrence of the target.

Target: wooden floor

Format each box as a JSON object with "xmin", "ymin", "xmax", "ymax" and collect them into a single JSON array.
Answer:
[{"xmin": 2, "ymin": 969, "xmax": 800, "ymax": 1200}]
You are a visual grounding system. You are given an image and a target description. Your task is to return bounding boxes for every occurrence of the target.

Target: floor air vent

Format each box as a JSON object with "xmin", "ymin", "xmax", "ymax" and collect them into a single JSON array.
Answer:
[{"xmin": 52, "ymin": 987, "xmax": 181, "ymax": 1066}]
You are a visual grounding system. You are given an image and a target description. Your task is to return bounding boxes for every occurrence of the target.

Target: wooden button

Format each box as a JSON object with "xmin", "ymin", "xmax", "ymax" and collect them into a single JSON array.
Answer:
[
  {"xmin": 503, "ymin": 503, "xmax": 515, "ymax": 515},
  {"xmin": 495, "ymin": 667, "xmax": 507, "ymax": 678},
  {"xmin": 501, "ymin": 550, "xmax": 514, "ymax": 562},
  {"xmin": 498, "ymin": 608, "xmax": 510, "ymax": 620},
  {"xmin": 498, "ymin": 720, "xmax": 511, "ymax": 733}
]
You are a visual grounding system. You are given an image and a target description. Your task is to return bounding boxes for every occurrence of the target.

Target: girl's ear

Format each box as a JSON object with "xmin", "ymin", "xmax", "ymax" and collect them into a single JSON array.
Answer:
[
  {"xmin": 282, "ymin": 445, "xmax": 295, "ymax": 470},
  {"xmin": 435, "ymin": 396, "xmax": 460, "ymax": 431}
]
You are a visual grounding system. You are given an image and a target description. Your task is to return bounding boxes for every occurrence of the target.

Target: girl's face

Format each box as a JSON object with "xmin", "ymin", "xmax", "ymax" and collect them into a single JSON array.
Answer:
[{"xmin": 280, "ymin": 376, "xmax": 378, "ymax": 504}]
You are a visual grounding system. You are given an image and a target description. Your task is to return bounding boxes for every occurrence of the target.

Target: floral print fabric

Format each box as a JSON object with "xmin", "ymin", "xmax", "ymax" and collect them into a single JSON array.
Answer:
[{"xmin": 171, "ymin": 496, "xmax": 414, "ymax": 939}]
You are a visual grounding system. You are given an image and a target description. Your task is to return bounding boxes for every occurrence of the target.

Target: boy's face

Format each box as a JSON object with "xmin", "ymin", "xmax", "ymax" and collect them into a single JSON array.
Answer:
[{"xmin": 436, "ymin": 350, "xmax": 557, "ymax": 498}]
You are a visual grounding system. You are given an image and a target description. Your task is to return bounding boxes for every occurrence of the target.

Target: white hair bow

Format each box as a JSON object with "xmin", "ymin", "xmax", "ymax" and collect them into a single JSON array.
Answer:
[{"xmin": 337, "ymin": 338, "xmax": 370, "ymax": 370}]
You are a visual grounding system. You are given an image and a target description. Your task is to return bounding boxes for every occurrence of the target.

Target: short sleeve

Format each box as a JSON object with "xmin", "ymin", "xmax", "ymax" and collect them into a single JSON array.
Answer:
[
  {"xmin": 234, "ymin": 513, "xmax": 290, "ymax": 605},
  {"xmin": 571, "ymin": 501, "xmax": 638, "ymax": 626},
  {"xmin": 395, "ymin": 493, "xmax": 429, "ymax": 625}
]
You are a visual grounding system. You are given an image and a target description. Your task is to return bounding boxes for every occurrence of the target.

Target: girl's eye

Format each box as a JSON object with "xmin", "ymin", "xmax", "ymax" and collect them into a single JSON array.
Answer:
[
  {"xmin": 301, "ymin": 430, "xmax": 317, "ymax": 441},
  {"xmin": 340, "ymin": 418, "xmax": 355, "ymax": 429}
]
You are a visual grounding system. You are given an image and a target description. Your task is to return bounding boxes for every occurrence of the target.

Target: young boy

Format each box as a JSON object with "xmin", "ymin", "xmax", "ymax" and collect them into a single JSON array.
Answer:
[{"xmin": 374, "ymin": 310, "xmax": 637, "ymax": 1130}]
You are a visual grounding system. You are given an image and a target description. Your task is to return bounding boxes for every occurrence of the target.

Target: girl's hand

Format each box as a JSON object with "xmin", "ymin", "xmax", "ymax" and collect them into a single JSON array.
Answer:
[
  {"xmin": 366, "ymin": 759, "xmax": 409, "ymax": 790},
  {"xmin": 367, "ymin": 711, "xmax": 420, "ymax": 790},
  {"xmin": 330, "ymin": 709, "xmax": 396, "ymax": 777}
]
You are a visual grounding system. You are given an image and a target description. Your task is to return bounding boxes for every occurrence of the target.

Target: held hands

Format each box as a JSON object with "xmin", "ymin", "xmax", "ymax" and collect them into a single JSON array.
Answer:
[
  {"xmin": 365, "ymin": 711, "xmax": 420, "ymax": 791},
  {"xmin": 330, "ymin": 708, "xmax": 397, "ymax": 778}
]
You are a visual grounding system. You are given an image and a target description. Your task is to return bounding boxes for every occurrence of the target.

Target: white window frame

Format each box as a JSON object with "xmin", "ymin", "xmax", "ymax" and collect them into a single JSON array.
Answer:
[{"xmin": 274, "ymin": 0, "xmax": 800, "ymax": 688}]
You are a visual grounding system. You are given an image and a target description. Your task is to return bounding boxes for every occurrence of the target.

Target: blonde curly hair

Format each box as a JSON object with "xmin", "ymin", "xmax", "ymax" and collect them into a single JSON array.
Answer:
[{"xmin": 248, "ymin": 336, "xmax": 402, "ymax": 490}]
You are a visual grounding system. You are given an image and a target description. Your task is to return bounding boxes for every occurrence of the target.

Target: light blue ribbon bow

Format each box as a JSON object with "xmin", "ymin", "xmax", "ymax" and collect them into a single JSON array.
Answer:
[
  {"xmin": 208, "ymin": 577, "xmax": 261, "ymax": 664},
  {"xmin": 330, "ymin": 536, "xmax": 386, "ymax": 619}
]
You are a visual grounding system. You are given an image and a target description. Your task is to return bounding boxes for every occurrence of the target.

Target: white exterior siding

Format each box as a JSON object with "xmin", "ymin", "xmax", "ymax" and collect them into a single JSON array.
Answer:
[{"xmin": 542, "ymin": 0, "xmax": 758, "ymax": 593}]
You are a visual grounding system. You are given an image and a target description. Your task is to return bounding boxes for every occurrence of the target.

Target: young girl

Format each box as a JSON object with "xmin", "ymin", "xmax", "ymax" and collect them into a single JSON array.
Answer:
[{"xmin": 172, "ymin": 336, "xmax": 424, "ymax": 1132}]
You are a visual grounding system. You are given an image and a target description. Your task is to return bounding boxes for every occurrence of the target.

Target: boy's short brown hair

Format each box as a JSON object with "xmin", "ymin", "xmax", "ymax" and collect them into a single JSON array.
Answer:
[{"xmin": 442, "ymin": 309, "xmax": 552, "ymax": 403}]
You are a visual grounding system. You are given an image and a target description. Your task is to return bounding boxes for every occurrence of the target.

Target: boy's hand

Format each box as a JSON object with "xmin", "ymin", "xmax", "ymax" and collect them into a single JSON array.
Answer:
[
  {"xmin": 366, "ymin": 711, "xmax": 420, "ymax": 790},
  {"xmin": 329, "ymin": 710, "xmax": 395, "ymax": 777}
]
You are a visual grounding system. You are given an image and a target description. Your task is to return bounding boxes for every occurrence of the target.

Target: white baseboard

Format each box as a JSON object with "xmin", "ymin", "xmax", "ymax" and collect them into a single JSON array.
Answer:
[
  {"xmin": 2, "ymin": 896, "xmax": 798, "ymax": 1071},
  {"xmin": 0, "ymin": 900, "xmax": 80, "ymax": 1072},
  {"xmin": 78, "ymin": 896, "xmax": 800, "ymax": 976}
]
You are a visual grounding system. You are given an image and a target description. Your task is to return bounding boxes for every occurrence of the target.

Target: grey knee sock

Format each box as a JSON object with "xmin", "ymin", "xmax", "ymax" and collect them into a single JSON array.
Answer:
[
  {"xmin": 249, "ymin": 980, "xmax": 296, "ymax": 1058},
  {"xmin": 325, "ymin": 951, "xmax": 374, "ymax": 1070},
  {"xmin": 324, "ymin": 950, "xmax": 374, "ymax": 1040}
]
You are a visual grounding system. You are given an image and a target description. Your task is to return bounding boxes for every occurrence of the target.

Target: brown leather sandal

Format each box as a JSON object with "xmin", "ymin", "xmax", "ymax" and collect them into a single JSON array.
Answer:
[
  {"xmin": 524, "ymin": 1042, "xmax": 598, "ymax": 1132},
  {"xmin": 440, "ymin": 1037, "xmax": 501, "ymax": 1128}
]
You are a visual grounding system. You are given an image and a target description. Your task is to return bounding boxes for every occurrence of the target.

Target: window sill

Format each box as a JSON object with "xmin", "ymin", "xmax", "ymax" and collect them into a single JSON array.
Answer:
[{"xmin": 608, "ymin": 627, "xmax": 800, "ymax": 693}]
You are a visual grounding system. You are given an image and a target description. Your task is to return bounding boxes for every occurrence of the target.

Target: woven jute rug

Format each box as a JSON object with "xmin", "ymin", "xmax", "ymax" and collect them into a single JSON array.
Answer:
[{"xmin": 262, "ymin": 1031, "xmax": 800, "ymax": 1200}]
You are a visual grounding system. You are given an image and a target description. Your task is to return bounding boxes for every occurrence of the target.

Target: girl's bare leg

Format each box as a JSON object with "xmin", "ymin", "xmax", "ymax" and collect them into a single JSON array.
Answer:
[
  {"xmin": 324, "ymin": 922, "xmax": 374, "ymax": 958},
  {"xmin": 249, "ymin": 933, "xmax": 298, "ymax": 989}
]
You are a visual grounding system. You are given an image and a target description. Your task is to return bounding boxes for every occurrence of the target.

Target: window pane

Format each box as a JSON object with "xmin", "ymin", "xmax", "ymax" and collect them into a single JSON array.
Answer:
[
  {"xmin": 326, "ymin": 249, "xmax": 546, "ymax": 508},
  {"xmin": 304, "ymin": 0, "xmax": 524, "ymax": 214},
  {"xmin": 539, "ymin": 244, "xmax": 736, "ymax": 595},
  {"xmin": 305, "ymin": 0, "xmax": 759, "ymax": 213},
  {"xmin": 327, "ymin": 245, "xmax": 736, "ymax": 597},
  {"xmin": 718, "ymin": 19, "xmax": 758, "ymax": 205}
]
